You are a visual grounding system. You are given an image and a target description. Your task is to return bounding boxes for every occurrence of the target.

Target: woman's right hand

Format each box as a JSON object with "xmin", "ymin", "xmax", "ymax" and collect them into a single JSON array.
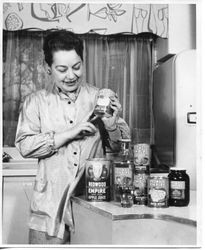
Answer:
[
  {"xmin": 70, "ymin": 122, "xmax": 97, "ymax": 139},
  {"xmin": 53, "ymin": 121, "xmax": 97, "ymax": 149}
]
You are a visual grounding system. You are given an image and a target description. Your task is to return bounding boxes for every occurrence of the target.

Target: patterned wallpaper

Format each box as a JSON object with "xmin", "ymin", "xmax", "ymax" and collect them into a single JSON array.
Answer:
[{"xmin": 3, "ymin": 3, "xmax": 168, "ymax": 37}]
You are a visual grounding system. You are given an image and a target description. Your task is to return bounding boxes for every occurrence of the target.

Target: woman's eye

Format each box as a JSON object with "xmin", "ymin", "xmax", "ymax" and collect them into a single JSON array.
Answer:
[
  {"xmin": 58, "ymin": 68, "xmax": 67, "ymax": 73},
  {"xmin": 73, "ymin": 66, "xmax": 80, "ymax": 70}
]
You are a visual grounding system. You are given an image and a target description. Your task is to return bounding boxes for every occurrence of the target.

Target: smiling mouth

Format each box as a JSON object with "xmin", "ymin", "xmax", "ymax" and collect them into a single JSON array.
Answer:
[{"xmin": 63, "ymin": 80, "xmax": 78, "ymax": 86}]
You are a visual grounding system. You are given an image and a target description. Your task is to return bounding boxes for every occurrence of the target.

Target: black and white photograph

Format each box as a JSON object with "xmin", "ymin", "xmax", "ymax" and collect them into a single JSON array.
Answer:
[{"xmin": 1, "ymin": 0, "xmax": 205, "ymax": 248}]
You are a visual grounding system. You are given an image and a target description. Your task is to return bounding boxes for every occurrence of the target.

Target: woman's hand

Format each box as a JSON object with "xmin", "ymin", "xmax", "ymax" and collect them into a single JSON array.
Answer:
[
  {"xmin": 53, "ymin": 121, "xmax": 97, "ymax": 149},
  {"xmin": 69, "ymin": 122, "xmax": 97, "ymax": 139},
  {"xmin": 101, "ymin": 96, "xmax": 122, "ymax": 131}
]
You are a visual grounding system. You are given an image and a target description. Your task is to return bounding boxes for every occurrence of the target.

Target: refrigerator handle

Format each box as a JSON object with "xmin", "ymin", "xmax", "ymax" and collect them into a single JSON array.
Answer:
[{"xmin": 187, "ymin": 112, "xmax": 197, "ymax": 124}]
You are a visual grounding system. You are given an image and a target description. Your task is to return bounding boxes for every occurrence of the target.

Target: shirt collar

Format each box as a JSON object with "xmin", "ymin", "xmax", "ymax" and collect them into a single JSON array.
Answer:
[{"xmin": 54, "ymin": 86, "xmax": 81, "ymax": 102}]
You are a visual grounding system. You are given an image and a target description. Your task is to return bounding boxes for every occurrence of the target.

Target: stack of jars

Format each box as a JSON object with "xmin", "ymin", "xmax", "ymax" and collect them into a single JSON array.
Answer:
[
  {"xmin": 133, "ymin": 143, "xmax": 150, "ymax": 206},
  {"xmin": 112, "ymin": 139, "xmax": 134, "ymax": 207},
  {"xmin": 112, "ymin": 139, "xmax": 190, "ymax": 208}
]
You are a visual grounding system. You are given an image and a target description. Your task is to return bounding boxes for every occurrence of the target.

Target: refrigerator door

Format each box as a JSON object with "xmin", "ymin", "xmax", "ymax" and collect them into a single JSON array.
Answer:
[
  {"xmin": 174, "ymin": 49, "xmax": 196, "ymax": 190},
  {"xmin": 153, "ymin": 55, "xmax": 175, "ymax": 166},
  {"xmin": 153, "ymin": 50, "xmax": 196, "ymax": 190}
]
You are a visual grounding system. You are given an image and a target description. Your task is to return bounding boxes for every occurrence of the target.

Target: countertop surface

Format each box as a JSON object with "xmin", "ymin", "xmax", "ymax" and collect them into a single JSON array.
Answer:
[
  {"xmin": 2, "ymin": 161, "xmax": 38, "ymax": 176},
  {"xmin": 71, "ymin": 191, "xmax": 197, "ymax": 227},
  {"xmin": 2, "ymin": 147, "xmax": 38, "ymax": 176}
]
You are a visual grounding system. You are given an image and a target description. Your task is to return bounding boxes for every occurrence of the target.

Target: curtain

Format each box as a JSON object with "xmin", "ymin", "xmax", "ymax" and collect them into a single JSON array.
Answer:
[
  {"xmin": 83, "ymin": 34, "xmax": 154, "ymax": 143},
  {"xmin": 3, "ymin": 31, "xmax": 49, "ymax": 146},
  {"xmin": 3, "ymin": 30, "xmax": 154, "ymax": 146}
]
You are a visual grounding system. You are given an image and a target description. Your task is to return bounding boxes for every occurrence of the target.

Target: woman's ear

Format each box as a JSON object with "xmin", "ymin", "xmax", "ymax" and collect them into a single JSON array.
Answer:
[{"xmin": 44, "ymin": 64, "xmax": 52, "ymax": 75}]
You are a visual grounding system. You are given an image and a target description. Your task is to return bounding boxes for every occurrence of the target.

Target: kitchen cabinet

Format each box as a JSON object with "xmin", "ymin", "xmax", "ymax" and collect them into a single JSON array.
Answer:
[
  {"xmin": 2, "ymin": 176, "xmax": 35, "ymax": 244},
  {"xmin": 2, "ymin": 157, "xmax": 37, "ymax": 245},
  {"xmin": 70, "ymin": 192, "xmax": 197, "ymax": 245},
  {"xmin": 155, "ymin": 4, "xmax": 196, "ymax": 60}
]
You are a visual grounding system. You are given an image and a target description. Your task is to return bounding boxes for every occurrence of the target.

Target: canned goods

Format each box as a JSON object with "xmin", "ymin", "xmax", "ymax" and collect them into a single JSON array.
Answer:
[
  {"xmin": 85, "ymin": 158, "xmax": 111, "ymax": 201},
  {"xmin": 94, "ymin": 88, "xmax": 115, "ymax": 117},
  {"xmin": 147, "ymin": 173, "xmax": 169, "ymax": 208},
  {"xmin": 134, "ymin": 143, "xmax": 150, "ymax": 166}
]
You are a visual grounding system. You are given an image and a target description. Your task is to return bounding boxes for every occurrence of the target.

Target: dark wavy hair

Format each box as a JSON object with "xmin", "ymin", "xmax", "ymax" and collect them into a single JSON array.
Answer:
[{"xmin": 43, "ymin": 30, "xmax": 84, "ymax": 66}]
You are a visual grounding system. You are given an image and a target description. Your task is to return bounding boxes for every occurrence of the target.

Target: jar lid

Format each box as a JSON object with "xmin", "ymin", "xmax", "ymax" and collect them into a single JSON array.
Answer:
[
  {"xmin": 150, "ymin": 168, "xmax": 169, "ymax": 174},
  {"xmin": 150, "ymin": 173, "xmax": 169, "ymax": 177},
  {"xmin": 170, "ymin": 167, "xmax": 186, "ymax": 171},
  {"xmin": 99, "ymin": 88, "xmax": 116, "ymax": 97},
  {"xmin": 134, "ymin": 165, "xmax": 149, "ymax": 171},
  {"xmin": 118, "ymin": 138, "xmax": 131, "ymax": 142}
]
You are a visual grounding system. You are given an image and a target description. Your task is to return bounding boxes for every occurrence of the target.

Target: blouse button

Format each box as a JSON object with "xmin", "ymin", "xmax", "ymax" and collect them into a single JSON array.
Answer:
[
  {"xmin": 68, "ymin": 101, "xmax": 71, "ymax": 104},
  {"xmin": 73, "ymin": 152, "xmax": 77, "ymax": 155},
  {"xmin": 70, "ymin": 120, "xmax": 73, "ymax": 124},
  {"xmin": 74, "ymin": 163, "xmax": 77, "ymax": 166}
]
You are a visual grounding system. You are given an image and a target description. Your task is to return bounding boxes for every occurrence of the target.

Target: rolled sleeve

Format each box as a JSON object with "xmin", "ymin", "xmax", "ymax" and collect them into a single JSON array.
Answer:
[
  {"xmin": 15, "ymin": 94, "xmax": 57, "ymax": 158},
  {"xmin": 107, "ymin": 117, "xmax": 131, "ymax": 151}
]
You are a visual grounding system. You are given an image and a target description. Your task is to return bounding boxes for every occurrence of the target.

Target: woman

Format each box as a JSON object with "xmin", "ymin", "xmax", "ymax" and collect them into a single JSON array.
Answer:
[{"xmin": 15, "ymin": 30, "xmax": 130, "ymax": 244}]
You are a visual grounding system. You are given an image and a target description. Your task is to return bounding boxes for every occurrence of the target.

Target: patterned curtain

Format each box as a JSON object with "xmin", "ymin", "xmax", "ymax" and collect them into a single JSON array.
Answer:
[{"xmin": 3, "ymin": 30, "xmax": 154, "ymax": 146}]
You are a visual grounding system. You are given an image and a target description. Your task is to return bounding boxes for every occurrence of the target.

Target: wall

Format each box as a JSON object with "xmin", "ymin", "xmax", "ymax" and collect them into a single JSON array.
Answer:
[{"xmin": 155, "ymin": 4, "xmax": 196, "ymax": 60}]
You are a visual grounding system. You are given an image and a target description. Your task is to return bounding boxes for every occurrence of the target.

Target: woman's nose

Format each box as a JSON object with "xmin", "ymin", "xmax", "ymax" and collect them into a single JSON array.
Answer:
[{"xmin": 65, "ymin": 68, "xmax": 75, "ymax": 80}]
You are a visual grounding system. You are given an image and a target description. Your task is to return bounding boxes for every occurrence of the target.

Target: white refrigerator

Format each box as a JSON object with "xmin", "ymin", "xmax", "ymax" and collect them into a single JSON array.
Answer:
[{"xmin": 153, "ymin": 49, "xmax": 197, "ymax": 190}]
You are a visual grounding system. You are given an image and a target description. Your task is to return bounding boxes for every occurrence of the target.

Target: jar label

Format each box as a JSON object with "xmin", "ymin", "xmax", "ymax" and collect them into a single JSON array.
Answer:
[
  {"xmin": 170, "ymin": 181, "xmax": 185, "ymax": 199},
  {"xmin": 114, "ymin": 167, "xmax": 133, "ymax": 186},
  {"xmin": 171, "ymin": 181, "xmax": 185, "ymax": 189},
  {"xmin": 134, "ymin": 143, "xmax": 150, "ymax": 166},
  {"xmin": 133, "ymin": 173, "xmax": 148, "ymax": 204},
  {"xmin": 97, "ymin": 96, "xmax": 110, "ymax": 106},
  {"xmin": 147, "ymin": 177, "xmax": 169, "ymax": 207},
  {"xmin": 85, "ymin": 160, "xmax": 110, "ymax": 201}
]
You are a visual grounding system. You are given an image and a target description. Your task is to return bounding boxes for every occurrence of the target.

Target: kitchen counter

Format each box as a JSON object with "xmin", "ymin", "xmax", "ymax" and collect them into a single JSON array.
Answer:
[
  {"xmin": 70, "ymin": 191, "xmax": 197, "ymax": 245},
  {"xmin": 2, "ymin": 147, "xmax": 38, "ymax": 176},
  {"xmin": 2, "ymin": 161, "xmax": 38, "ymax": 176}
]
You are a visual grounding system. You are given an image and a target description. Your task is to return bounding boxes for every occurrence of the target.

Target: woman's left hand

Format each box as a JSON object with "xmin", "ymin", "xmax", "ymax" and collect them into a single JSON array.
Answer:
[{"xmin": 101, "ymin": 96, "xmax": 122, "ymax": 131}]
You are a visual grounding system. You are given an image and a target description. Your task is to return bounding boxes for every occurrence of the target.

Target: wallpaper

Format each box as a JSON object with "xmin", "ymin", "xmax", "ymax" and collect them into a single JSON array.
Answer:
[{"xmin": 3, "ymin": 3, "xmax": 168, "ymax": 37}]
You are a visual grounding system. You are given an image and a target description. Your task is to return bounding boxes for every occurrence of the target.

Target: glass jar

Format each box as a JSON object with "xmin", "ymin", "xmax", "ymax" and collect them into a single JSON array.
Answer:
[
  {"xmin": 112, "ymin": 139, "xmax": 134, "ymax": 202},
  {"xmin": 168, "ymin": 168, "xmax": 190, "ymax": 206},
  {"xmin": 134, "ymin": 143, "xmax": 151, "ymax": 166},
  {"xmin": 94, "ymin": 88, "xmax": 115, "ymax": 117},
  {"xmin": 147, "ymin": 171, "xmax": 169, "ymax": 208},
  {"xmin": 133, "ymin": 165, "xmax": 149, "ymax": 205}
]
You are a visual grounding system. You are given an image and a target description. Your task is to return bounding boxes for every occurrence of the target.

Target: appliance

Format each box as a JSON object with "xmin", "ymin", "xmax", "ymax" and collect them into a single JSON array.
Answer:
[{"xmin": 153, "ymin": 49, "xmax": 197, "ymax": 190}]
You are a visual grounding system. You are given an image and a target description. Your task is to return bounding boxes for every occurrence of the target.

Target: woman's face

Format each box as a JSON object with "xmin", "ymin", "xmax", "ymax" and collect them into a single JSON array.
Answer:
[{"xmin": 50, "ymin": 49, "xmax": 83, "ymax": 93}]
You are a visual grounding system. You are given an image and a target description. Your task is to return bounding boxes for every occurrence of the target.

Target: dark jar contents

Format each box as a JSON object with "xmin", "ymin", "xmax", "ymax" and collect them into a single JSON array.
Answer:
[
  {"xmin": 168, "ymin": 168, "xmax": 190, "ymax": 206},
  {"xmin": 120, "ymin": 185, "xmax": 134, "ymax": 208},
  {"xmin": 133, "ymin": 165, "xmax": 149, "ymax": 205}
]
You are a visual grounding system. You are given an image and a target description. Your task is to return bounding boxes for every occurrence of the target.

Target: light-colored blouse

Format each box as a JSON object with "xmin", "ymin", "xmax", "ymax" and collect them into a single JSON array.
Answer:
[{"xmin": 15, "ymin": 82, "xmax": 130, "ymax": 239}]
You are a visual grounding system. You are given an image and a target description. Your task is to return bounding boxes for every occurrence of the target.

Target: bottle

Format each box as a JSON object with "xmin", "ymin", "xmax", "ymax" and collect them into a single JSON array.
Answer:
[
  {"xmin": 112, "ymin": 139, "xmax": 134, "ymax": 204},
  {"xmin": 168, "ymin": 168, "xmax": 190, "ymax": 206}
]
